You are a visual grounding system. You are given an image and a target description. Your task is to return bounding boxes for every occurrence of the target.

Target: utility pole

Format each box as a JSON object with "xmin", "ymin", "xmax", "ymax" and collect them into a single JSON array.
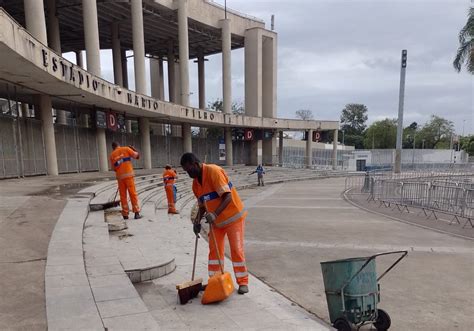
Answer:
[
  {"xmin": 412, "ymin": 134, "xmax": 416, "ymax": 166},
  {"xmin": 395, "ymin": 50, "xmax": 407, "ymax": 173}
]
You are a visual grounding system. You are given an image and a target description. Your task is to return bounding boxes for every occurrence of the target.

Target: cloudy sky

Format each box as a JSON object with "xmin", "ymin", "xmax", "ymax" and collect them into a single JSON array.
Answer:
[{"xmin": 65, "ymin": 0, "xmax": 473, "ymax": 134}]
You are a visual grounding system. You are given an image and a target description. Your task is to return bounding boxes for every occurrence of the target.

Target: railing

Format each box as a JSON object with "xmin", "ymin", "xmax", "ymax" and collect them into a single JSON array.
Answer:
[
  {"xmin": 345, "ymin": 169, "xmax": 474, "ymax": 228},
  {"xmin": 204, "ymin": 0, "xmax": 265, "ymax": 23}
]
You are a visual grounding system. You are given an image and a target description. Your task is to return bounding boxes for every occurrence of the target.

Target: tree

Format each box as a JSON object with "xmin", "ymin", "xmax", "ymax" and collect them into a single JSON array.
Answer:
[
  {"xmin": 453, "ymin": 7, "xmax": 474, "ymax": 74},
  {"xmin": 340, "ymin": 104, "xmax": 368, "ymax": 149},
  {"xmin": 206, "ymin": 99, "xmax": 244, "ymax": 138},
  {"xmin": 402, "ymin": 122, "xmax": 419, "ymax": 148},
  {"xmin": 295, "ymin": 109, "xmax": 314, "ymax": 120},
  {"xmin": 418, "ymin": 115, "xmax": 455, "ymax": 149},
  {"xmin": 207, "ymin": 99, "xmax": 244, "ymax": 115},
  {"xmin": 363, "ymin": 119, "xmax": 397, "ymax": 149},
  {"xmin": 459, "ymin": 135, "xmax": 474, "ymax": 155}
]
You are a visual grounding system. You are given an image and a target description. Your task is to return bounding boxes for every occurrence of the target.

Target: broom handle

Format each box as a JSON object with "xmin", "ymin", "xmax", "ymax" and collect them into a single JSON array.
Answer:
[
  {"xmin": 191, "ymin": 234, "xmax": 199, "ymax": 281},
  {"xmin": 203, "ymin": 201, "xmax": 224, "ymax": 274}
]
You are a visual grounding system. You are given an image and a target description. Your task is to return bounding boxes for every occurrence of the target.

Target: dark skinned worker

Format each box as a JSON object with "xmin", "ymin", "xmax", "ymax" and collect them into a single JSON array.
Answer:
[
  {"xmin": 109, "ymin": 142, "xmax": 142, "ymax": 220},
  {"xmin": 180, "ymin": 153, "xmax": 249, "ymax": 294}
]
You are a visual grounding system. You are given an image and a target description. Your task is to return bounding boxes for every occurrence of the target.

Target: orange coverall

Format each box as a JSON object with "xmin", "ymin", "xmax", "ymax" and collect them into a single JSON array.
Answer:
[
  {"xmin": 109, "ymin": 146, "xmax": 140, "ymax": 217},
  {"xmin": 162, "ymin": 169, "xmax": 178, "ymax": 213},
  {"xmin": 192, "ymin": 163, "xmax": 248, "ymax": 285}
]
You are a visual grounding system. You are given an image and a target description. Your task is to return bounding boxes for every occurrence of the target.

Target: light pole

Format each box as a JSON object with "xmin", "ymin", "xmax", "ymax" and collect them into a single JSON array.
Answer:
[{"xmin": 395, "ymin": 50, "xmax": 407, "ymax": 173}]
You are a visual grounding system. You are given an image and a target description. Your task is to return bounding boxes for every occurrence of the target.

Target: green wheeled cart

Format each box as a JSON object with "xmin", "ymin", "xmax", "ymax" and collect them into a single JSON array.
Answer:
[{"xmin": 320, "ymin": 251, "xmax": 408, "ymax": 331}]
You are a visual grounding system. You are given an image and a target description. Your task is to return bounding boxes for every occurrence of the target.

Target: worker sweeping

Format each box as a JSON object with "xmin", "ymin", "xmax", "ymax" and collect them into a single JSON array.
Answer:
[
  {"xmin": 109, "ymin": 141, "xmax": 142, "ymax": 220},
  {"xmin": 249, "ymin": 164, "xmax": 266, "ymax": 186},
  {"xmin": 180, "ymin": 153, "xmax": 249, "ymax": 295},
  {"xmin": 162, "ymin": 164, "xmax": 179, "ymax": 214}
]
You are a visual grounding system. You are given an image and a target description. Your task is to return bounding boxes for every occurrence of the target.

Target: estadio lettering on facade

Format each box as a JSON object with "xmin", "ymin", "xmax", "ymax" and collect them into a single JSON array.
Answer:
[{"xmin": 40, "ymin": 47, "xmax": 220, "ymax": 124}]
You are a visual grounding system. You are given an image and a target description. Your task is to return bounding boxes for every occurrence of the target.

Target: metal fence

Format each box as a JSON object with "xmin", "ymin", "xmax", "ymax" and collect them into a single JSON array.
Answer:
[
  {"xmin": 345, "ymin": 169, "xmax": 474, "ymax": 227},
  {"xmin": 280, "ymin": 147, "xmax": 352, "ymax": 169}
]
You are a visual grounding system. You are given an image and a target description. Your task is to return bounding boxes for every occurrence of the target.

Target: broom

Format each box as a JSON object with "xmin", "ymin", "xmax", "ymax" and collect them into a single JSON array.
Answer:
[
  {"xmin": 90, "ymin": 188, "xmax": 120, "ymax": 211},
  {"xmin": 176, "ymin": 214, "xmax": 203, "ymax": 304}
]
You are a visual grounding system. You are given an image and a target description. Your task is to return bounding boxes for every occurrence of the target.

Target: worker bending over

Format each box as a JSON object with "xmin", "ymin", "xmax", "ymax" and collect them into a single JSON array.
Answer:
[
  {"xmin": 109, "ymin": 142, "xmax": 142, "ymax": 220},
  {"xmin": 162, "ymin": 165, "xmax": 179, "ymax": 214},
  {"xmin": 180, "ymin": 153, "xmax": 249, "ymax": 294}
]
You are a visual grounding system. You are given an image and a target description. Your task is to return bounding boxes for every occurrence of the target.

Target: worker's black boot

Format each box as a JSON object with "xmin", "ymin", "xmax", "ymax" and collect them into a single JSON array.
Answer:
[
  {"xmin": 238, "ymin": 285, "xmax": 249, "ymax": 295},
  {"xmin": 123, "ymin": 215, "xmax": 129, "ymax": 220},
  {"xmin": 134, "ymin": 212, "xmax": 143, "ymax": 220}
]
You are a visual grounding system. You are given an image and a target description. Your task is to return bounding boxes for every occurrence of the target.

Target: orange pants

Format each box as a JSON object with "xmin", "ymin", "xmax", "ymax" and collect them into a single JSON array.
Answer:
[
  {"xmin": 165, "ymin": 184, "xmax": 177, "ymax": 213},
  {"xmin": 117, "ymin": 177, "xmax": 140, "ymax": 217},
  {"xmin": 208, "ymin": 218, "xmax": 248, "ymax": 285}
]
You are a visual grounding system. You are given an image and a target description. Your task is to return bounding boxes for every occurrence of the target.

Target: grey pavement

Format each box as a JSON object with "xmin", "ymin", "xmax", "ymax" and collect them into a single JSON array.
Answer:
[
  {"xmin": 241, "ymin": 177, "xmax": 474, "ymax": 330},
  {"xmin": 0, "ymin": 170, "xmax": 159, "ymax": 330}
]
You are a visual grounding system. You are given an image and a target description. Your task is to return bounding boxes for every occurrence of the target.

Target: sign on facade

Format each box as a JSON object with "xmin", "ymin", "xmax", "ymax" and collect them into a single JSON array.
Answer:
[
  {"xmin": 219, "ymin": 138, "xmax": 226, "ymax": 161},
  {"xmin": 95, "ymin": 111, "xmax": 107, "ymax": 129}
]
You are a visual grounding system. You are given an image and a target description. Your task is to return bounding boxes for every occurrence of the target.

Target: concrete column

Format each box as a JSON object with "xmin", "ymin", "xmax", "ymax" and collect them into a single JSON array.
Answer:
[
  {"xmin": 222, "ymin": 19, "xmax": 232, "ymax": 114},
  {"xmin": 37, "ymin": 95, "xmax": 58, "ymax": 175},
  {"xmin": 131, "ymin": 0, "xmax": 146, "ymax": 94},
  {"xmin": 82, "ymin": 0, "xmax": 101, "ymax": 76},
  {"xmin": 262, "ymin": 34, "xmax": 277, "ymax": 165},
  {"xmin": 46, "ymin": 0, "xmax": 61, "ymax": 53},
  {"xmin": 111, "ymin": 22, "xmax": 123, "ymax": 86},
  {"xmin": 167, "ymin": 44, "xmax": 176, "ymax": 102},
  {"xmin": 24, "ymin": 0, "xmax": 48, "ymax": 44},
  {"xmin": 278, "ymin": 130, "xmax": 284, "ymax": 166},
  {"xmin": 332, "ymin": 129, "xmax": 338, "ymax": 170},
  {"xmin": 158, "ymin": 58, "xmax": 165, "ymax": 100},
  {"xmin": 121, "ymin": 49, "xmax": 129, "ymax": 88},
  {"xmin": 197, "ymin": 52, "xmax": 206, "ymax": 109},
  {"xmin": 306, "ymin": 130, "xmax": 313, "ymax": 168},
  {"xmin": 224, "ymin": 127, "xmax": 233, "ymax": 166},
  {"xmin": 245, "ymin": 28, "xmax": 263, "ymax": 117},
  {"xmin": 174, "ymin": 61, "xmax": 182, "ymax": 104},
  {"xmin": 177, "ymin": 0, "xmax": 190, "ymax": 106},
  {"xmin": 221, "ymin": 19, "xmax": 232, "ymax": 166},
  {"xmin": 76, "ymin": 51, "xmax": 84, "ymax": 68},
  {"xmin": 182, "ymin": 123, "xmax": 192, "ymax": 153},
  {"xmin": 20, "ymin": 103, "xmax": 29, "ymax": 118},
  {"xmin": 150, "ymin": 57, "xmax": 160, "ymax": 98},
  {"xmin": 96, "ymin": 128, "xmax": 108, "ymax": 172},
  {"xmin": 56, "ymin": 109, "xmax": 67, "ymax": 125},
  {"xmin": 126, "ymin": 119, "xmax": 132, "ymax": 133},
  {"xmin": 139, "ymin": 118, "xmax": 152, "ymax": 169},
  {"xmin": 250, "ymin": 140, "xmax": 262, "ymax": 166},
  {"xmin": 262, "ymin": 34, "xmax": 277, "ymax": 119}
]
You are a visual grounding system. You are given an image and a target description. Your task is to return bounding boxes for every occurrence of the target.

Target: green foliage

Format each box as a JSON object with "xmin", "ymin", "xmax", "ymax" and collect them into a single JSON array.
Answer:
[
  {"xmin": 417, "ymin": 115, "xmax": 454, "ymax": 149},
  {"xmin": 206, "ymin": 99, "xmax": 243, "ymax": 138},
  {"xmin": 453, "ymin": 7, "xmax": 474, "ymax": 74},
  {"xmin": 402, "ymin": 122, "xmax": 419, "ymax": 148},
  {"xmin": 459, "ymin": 135, "xmax": 474, "ymax": 155},
  {"xmin": 340, "ymin": 104, "xmax": 368, "ymax": 149},
  {"xmin": 363, "ymin": 119, "xmax": 397, "ymax": 149},
  {"xmin": 207, "ymin": 99, "xmax": 244, "ymax": 115}
]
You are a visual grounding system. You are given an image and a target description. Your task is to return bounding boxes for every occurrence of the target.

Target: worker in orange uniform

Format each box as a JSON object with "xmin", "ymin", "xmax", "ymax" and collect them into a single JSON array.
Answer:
[
  {"xmin": 162, "ymin": 165, "xmax": 179, "ymax": 214},
  {"xmin": 180, "ymin": 153, "xmax": 249, "ymax": 294},
  {"xmin": 109, "ymin": 142, "xmax": 142, "ymax": 220}
]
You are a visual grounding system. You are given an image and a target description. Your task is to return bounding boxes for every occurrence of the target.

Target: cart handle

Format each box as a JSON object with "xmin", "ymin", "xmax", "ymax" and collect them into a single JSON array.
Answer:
[{"xmin": 339, "ymin": 251, "xmax": 407, "ymax": 313}]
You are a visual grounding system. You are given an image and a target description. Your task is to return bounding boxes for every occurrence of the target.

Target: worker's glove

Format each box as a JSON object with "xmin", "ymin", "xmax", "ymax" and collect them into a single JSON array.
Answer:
[
  {"xmin": 205, "ymin": 212, "xmax": 217, "ymax": 224},
  {"xmin": 128, "ymin": 145, "xmax": 137, "ymax": 151},
  {"xmin": 193, "ymin": 223, "xmax": 201, "ymax": 235}
]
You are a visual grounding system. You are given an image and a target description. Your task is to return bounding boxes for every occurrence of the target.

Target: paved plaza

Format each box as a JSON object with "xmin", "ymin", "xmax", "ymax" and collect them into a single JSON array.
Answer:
[{"xmin": 1, "ymin": 171, "xmax": 472, "ymax": 330}]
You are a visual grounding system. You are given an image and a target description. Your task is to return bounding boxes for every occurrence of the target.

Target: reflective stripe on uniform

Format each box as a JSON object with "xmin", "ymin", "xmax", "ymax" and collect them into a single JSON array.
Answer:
[
  {"xmin": 209, "ymin": 271, "xmax": 218, "ymax": 276},
  {"xmin": 235, "ymin": 271, "xmax": 248, "ymax": 278},
  {"xmin": 208, "ymin": 260, "xmax": 224, "ymax": 265},
  {"xmin": 232, "ymin": 261, "xmax": 246, "ymax": 267},
  {"xmin": 114, "ymin": 157, "xmax": 131, "ymax": 168},
  {"xmin": 199, "ymin": 182, "xmax": 233, "ymax": 203},
  {"xmin": 215, "ymin": 208, "xmax": 247, "ymax": 228}
]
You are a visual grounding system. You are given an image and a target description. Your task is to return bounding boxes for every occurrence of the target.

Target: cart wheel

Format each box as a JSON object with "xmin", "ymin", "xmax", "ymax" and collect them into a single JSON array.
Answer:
[
  {"xmin": 333, "ymin": 318, "xmax": 352, "ymax": 331},
  {"xmin": 373, "ymin": 309, "xmax": 391, "ymax": 330}
]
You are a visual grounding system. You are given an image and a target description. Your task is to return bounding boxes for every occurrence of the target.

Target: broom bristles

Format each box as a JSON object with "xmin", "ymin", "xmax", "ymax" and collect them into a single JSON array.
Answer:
[{"xmin": 177, "ymin": 278, "xmax": 203, "ymax": 305}]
